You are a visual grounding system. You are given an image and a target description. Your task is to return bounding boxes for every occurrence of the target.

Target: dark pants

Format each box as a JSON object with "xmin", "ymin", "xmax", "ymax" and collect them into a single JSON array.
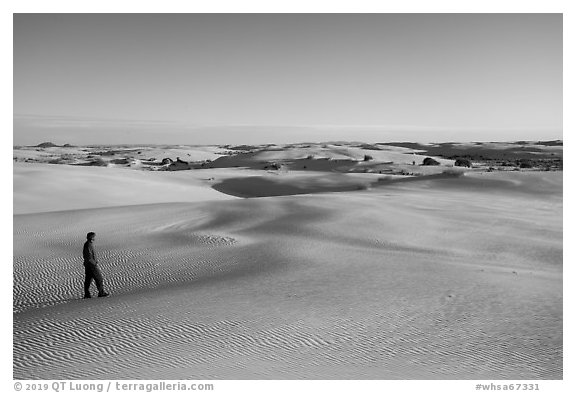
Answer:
[{"xmin": 84, "ymin": 264, "xmax": 105, "ymax": 296}]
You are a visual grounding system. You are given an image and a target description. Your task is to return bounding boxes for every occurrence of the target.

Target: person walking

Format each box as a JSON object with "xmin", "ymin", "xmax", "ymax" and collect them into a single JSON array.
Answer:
[{"xmin": 83, "ymin": 232, "xmax": 109, "ymax": 298}]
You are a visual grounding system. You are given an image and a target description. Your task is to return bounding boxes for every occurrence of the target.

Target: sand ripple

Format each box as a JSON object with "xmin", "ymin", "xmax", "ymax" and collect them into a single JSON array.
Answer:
[
  {"xmin": 13, "ymin": 189, "xmax": 562, "ymax": 379},
  {"xmin": 13, "ymin": 205, "xmax": 240, "ymax": 314}
]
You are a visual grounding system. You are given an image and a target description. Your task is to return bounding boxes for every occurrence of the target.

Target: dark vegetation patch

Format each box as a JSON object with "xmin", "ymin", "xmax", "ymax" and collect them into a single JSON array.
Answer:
[
  {"xmin": 454, "ymin": 158, "xmax": 472, "ymax": 168},
  {"xmin": 110, "ymin": 158, "xmax": 130, "ymax": 165},
  {"xmin": 536, "ymin": 140, "xmax": 563, "ymax": 146},
  {"xmin": 356, "ymin": 143, "xmax": 383, "ymax": 151},
  {"xmin": 380, "ymin": 141, "xmax": 562, "ymax": 170},
  {"xmin": 422, "ymin": 157, "xmax": 440, "ymax": 166},
  {"xmin": 225, "ymin": 144, "xmax": 274, "ymax": 151},
  {"xmin": 73, "ymin": 158, "xmax": 107, "ymax": 167},
  {"xmin": 94, "ymin": 149, "xmax": 138, "ymax": 156}
]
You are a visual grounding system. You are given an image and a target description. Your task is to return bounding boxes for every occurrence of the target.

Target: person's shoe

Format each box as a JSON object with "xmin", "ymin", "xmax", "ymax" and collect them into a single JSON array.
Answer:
[
  {"xmin": 98, "ymin": 292, "xmax": 110, "ymax": 298},
  {"xmin": 83, "ymin": 294, "xmax": 92, "ymax": 299}
]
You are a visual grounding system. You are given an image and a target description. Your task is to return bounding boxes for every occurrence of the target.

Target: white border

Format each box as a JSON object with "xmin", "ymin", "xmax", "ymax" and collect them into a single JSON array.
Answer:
[{"xmin": 4, "ymin": 2, "xmax": 572, "ymax": 392}]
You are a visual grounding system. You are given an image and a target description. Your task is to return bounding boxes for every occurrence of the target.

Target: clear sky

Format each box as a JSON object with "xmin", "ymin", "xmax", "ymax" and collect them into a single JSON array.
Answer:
[{"xmin": 13, "ymin": 13, "xmax": 562, "ymax": 145}]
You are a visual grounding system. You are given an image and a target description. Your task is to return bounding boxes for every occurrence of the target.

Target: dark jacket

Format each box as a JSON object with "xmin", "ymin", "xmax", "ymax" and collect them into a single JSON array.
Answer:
[{"xmin": 83, "ymin": 240, "xmax": 98, "ymax": 267}]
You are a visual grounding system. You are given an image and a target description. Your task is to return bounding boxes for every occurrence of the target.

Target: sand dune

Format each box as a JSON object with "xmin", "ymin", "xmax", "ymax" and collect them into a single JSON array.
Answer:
[
  {"xmin": 252, "ymin": 143, "xmax": 429, "ymax": 164},
  {"xmin": 13, "ymin": 163, "xmax": 562, "ymax": 379},
  {"xmin": 13, "ymin": 145, "xmax": 227, "ymax": 165},
  {"xmin": 13, "ymin": 163, "xmax": 238, "ymax": 214}
]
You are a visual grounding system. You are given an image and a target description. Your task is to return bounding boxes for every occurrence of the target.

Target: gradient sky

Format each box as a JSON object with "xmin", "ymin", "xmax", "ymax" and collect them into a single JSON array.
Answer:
[{"xmin": 13, "ymin": 13, "xmax": 562, "ymax": 145}]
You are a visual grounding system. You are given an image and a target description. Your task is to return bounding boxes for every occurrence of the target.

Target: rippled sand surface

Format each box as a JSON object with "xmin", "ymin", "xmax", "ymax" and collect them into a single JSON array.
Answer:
[{"xmin": 13, "ymin": 166, "xmax": 562, "ymax": 379}]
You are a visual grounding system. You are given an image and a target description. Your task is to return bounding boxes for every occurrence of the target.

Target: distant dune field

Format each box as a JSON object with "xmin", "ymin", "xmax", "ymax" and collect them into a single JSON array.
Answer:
[{"xmin": 13, "ymin": 145, "xmax": 562, "ymax": 379}]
